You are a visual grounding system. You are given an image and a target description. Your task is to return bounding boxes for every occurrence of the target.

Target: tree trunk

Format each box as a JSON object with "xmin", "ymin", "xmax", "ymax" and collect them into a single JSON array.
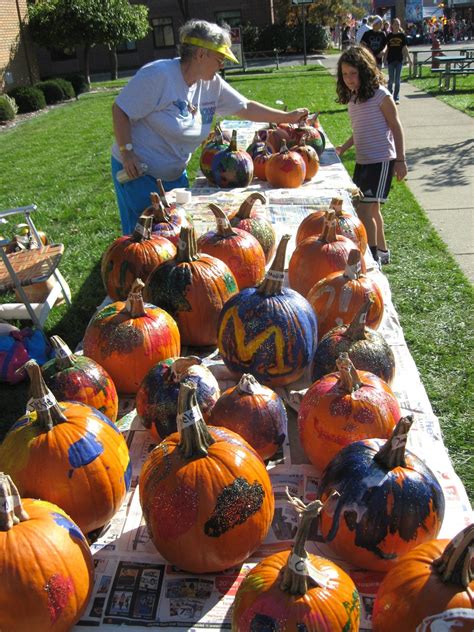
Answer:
[
  {"xmin": 83, "ymin": 43, "xmax": 91, "ymax": 87},
  {"xmin": 109, "ymin": 46, "xmax": 118, "ymax": 81}
]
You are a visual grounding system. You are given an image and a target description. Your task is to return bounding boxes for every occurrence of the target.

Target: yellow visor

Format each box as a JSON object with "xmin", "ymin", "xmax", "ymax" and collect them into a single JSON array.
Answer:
[{"xmin": 181, "ymin": 36, "xmax": 239, "ymax": 64}]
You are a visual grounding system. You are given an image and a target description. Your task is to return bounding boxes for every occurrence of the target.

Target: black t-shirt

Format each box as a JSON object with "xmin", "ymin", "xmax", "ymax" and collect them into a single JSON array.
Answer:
[
  {"xmin": 386, "ymin": 32, "xmax": 407, "ymax": 63},
  {"xmin": 361, "ymin": 30, "xmax": 387, "ymax": 58}
]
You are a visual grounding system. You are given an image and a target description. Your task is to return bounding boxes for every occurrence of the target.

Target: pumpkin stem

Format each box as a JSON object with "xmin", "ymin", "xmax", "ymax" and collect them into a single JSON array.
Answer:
[
  {"xmin": 147, "ymin": 192, "xmax": 171, "ymax": 223},
  {"xmin": 177, "ymin": 226, "xmax": 200, "ymax": 263},
  {"xmin": 156, "ymin": 179, "xmax": 171, "ymax": 208},
  {"xmin": 330, "ymin": 197, "xmax": 344, "ymax": 215},
  {"xmin": 177, "ymin": 381, "xmax": 215, "ymax": 459},
  {"xmin": 131, "ymin": 214, "xmax": 152, "ymax": 242},
  {"xmin": 345, "ymin": 296, "xmax": 373, "ymax": 341},
  {"xmin": 171, "ymin": 356, "xmax": 202, "ymax": 382},
  {"xmin": 237, "ymin": 373, "xmax": 266, "ymax": 395},
  {"xmin": 22, "ymin": 360, "xmax": 67, "ymax": 430},
  {"xmin": 229, "ymin": 129, "xmax": 238, "ymax": 152},
  {"xmin": 374, "ymin": 416, "xmax": 413, "ymax": 469},
  {"xmin": 208, "ymin": 204, "xmax": 238, "ymax": 237},
  {"xmin": 280, "ymin": 489, "xmax": 339, "ymax": 595},
  {"xmin": 0, "ymin": 473, "xmax": 29, "ymax": 530},
  {"xmin": 319, "ymin": 210, "xmax": 337, "ymax": 244},
  {"xmin": 336, "ymin": 352, "xmax": 363, "ymax": 392},
  {"xmin": 125, "ymin": 278, "xmax": 147, "ymax": 318},
  {"xmin": 236, "ymin": 192, "xmax": 266, "ymax": 220},
  {"xmin": 50, "ymin": 335, "xmax": 75, "ymax": 370},
  {"xmin": 343, "ymin": 249, "xmax": 363, "ymax": 281},
  {"xmin": 258, "ymin": 234, "xmax": 290, "ymax": 296},
  {"xmin": 279, "ymin": 140, "xmax": 290, "ymax": 154},
  {"xmin": 432, "ymin": 524, "xmax": 474, "ymax": 588}
]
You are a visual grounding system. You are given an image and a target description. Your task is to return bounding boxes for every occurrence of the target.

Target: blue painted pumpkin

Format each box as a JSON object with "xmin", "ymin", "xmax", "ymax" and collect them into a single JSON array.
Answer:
[
  {"xmin": 211, "ymin": 129, "xmax": 254, "ymax": 189},
  {"xmin": 318, "ymin": 416, "xmax": 445, "ymax": 572},
  {"xmin": 218, "ymin": 235, "xmax": 318, "ymax": 386}
]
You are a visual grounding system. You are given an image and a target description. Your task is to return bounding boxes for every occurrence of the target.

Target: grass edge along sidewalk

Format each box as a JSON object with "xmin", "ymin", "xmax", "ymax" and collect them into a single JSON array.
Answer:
[{"xmin": 0, "ymin": 64, "xmax": 472, "ymax": 501}]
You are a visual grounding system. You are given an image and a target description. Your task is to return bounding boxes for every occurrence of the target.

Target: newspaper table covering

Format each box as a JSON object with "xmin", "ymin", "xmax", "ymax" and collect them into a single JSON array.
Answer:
[{"xmin": 72, "ymin": 121, "xmax": 472, "ymax": 631}]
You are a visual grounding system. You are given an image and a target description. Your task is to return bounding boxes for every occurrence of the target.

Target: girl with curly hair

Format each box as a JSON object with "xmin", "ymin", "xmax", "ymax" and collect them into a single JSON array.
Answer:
[{"xmin": 336, "ymin": 45, "xmax": 407, "ymax": 266}]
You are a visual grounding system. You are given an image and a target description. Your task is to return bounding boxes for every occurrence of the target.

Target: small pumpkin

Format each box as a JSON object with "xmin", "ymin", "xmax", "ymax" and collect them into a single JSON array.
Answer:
[
  {"xmin": 264, "ymin": 125, "xmax": 291, "ymax": 153},
  {"xmin": 318, "ymin": 416, "xmax": 446, "ymax": 572},
  {"xmin": 295, "ymin": 208, "xmax": 327, "ymax": 245},
  {"xmin": 246, "ymin": 131, "xmax": 269, "ymax": 159},
  {"xmin": 42, "ymin": 335, "xmax": 119, "ymax": 422},
  {"xmin": 298, "ymin": 352, "xmax": 400, "ymax": 472},
  {"xmin": 265, "ymin": 140, "xmax": 306, "ymax": 189},
  {"xmin": 83, "ymin": 279, "xmax": 181, "ymax": 394},
  {"xmin": 293, "ymin": 136, "xmax": 320, "ymax": 181},
  {"xmin": 136, "ymin": 355, "xmax": 220, "ymax": 442},
  {"xmin": 230, "ymin": 193, "xmax": 276, "ymax": 264},
  {"xmin": 372, "ymin": 524, "xmax": 474, "ymax": 631},
  {"xmin": 144, "ymin": 226, "xmax": 238, "ymax": 347},
  {"xmin": 253, "ymin": 146, "xmax": 272, "ymax": 181},
  {"xmin": 232, "ymin": 491, "xmax": 361, "ymax": 632},
  {"xmin": 0, "ymin": 361, "xmax": 132, "ymax": 533},
  {"xmin": 0, "ymin": 473, "xmax": 94, "ymax": 632},
  {"xmin": 330, "ymin": 196, "xmax": 368, "ymax": 254},
  {"xmin": 211, "ymin": 129, "xmax": 254, "ymax": 188},
  {"xmin": 218, "ymin": 235, "xmax": 318, "ymax": 386},
  {"xmin": 139, "ymin": 381, "xmax": 274, "ymax": 573},
  {"xmin": 198, "ymin": 203, "xmax": 266, "ymax": 289},
  {"xmin": 209, "ymin": 373, "xmax": 287, "ymax": 461},
  {"xmin": 289, "ymin": 124, "xmax": 326, "ymax": 157},
  {"xmin": 200, "ymin": 123, "xmax": 230, "ymax": 183},
  {"xmin": 143, "ymin": 190, "xmax": 190, "ymax": 246}
]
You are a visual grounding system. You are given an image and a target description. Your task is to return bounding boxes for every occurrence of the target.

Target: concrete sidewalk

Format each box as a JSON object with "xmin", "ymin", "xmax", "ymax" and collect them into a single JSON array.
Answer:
[{"xmin": 320, "ymin": 53, "xmax": 474, "ymax": 282}]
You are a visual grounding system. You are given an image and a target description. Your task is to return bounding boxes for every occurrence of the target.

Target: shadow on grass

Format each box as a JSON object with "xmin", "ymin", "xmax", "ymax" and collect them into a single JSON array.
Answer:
[{"xmin": 406, "ymin": 137, "xmax": 474, "ymax": 189}]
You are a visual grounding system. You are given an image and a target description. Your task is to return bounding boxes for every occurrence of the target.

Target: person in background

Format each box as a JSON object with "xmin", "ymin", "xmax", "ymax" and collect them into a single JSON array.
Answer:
[
  {"xmin": 335, "ymin": 45, "xmax": 407, "ymax": 267},
  {"xmin": 356, "ymin": 17, "xmax": 371, "ymax": 44},
  {"xmin": 361, "ymin": 16, "xmax": 387, "ymax": 68},
  {"xmin": 383, "ymin": 20, "xmax": 391, "ymax": 36},
  {"xmin": 342, "ymin": 25, "xmax": 352, "ymax": 49},
  {"xmin": 384, "ymin": 18, "xmax": 411, "ymax": 104},
  {"xmin": 111, "ymin": 19, "xmax": 308, "ymax": 235}
]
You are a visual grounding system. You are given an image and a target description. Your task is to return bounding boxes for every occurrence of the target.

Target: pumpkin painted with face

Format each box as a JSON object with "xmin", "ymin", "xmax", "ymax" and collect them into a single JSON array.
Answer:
[
  {"xmin": 0, "ymin": 362, "xmax": 131, "ymax": 534},
  {"xmin": 318, "ymin": 417, "xmax": 445, "ymax": 572},
  {"xmin": 139, "ymin": 382, "xmax": 274, "ymax": 574}
]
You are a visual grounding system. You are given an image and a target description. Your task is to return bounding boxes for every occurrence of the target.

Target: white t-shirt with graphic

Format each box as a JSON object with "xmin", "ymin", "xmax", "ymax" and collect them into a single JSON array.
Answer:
[{"xmin": 112, "ymin": 58, "xmax": 248, "ymax": 180}]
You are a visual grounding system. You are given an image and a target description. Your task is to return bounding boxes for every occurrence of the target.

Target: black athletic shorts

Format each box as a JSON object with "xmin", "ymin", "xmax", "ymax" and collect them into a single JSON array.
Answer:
[{"xmin": 353, "ymin": 160, "xmax": 395, "ymax": 203}]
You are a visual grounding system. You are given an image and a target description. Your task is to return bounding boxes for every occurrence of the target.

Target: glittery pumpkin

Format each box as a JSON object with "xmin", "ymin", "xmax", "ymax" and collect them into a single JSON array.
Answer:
[
  {"xmin": 211, "ymin": 130, "xmax": 254, "ymax": 189},
  {"xmin": 230, "ymin": 192, "xmax": 276, "ymax": 264}
]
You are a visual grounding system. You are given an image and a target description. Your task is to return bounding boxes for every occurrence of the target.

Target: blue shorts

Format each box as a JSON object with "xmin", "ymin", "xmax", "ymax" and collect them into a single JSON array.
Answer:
[{"xmin": 111, "ymin": 156, "xmax": 189, "ymax": 235}]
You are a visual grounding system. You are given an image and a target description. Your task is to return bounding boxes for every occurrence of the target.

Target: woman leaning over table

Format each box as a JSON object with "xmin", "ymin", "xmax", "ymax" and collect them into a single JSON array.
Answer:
[
  {"xmin": 383, "ymin": 18, "xmax": 411, "ymax": 104},
  {"xmin": 111, "ymin": 19, "xmax": 308, "ymax": 235}
]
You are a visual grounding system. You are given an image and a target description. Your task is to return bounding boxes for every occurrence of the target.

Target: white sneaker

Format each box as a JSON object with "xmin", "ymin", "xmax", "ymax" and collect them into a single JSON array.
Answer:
[{"xmin": 378, "ymin": 249, "xmax": 391, "ymax": 265}]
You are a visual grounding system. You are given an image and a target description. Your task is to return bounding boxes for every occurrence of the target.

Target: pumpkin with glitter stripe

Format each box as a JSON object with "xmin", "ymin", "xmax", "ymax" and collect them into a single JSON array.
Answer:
[
  {"xmin": 139, "ymin": 382, "xmax": 274, "ymax": 574},
  {"xmin": 318, "ymin": 417, "xmax": 445, "ymax": 572},
  {"xmin": 0, "ymin": 362, "xmax": 132, "ymax": 534},
  {"xmin": 0, "ymin": 474, "xmax": 94, "ymax": 632},
  {"xmin": 298, "ymin": 353, "xmax": 400, "ymax": 472},
  {"xmin": 42, "ymin": 336, "xmax": 119, "ymax": 422},
  {"xmin": 230, "ymin": 193, "xmax": 276, "ymax": 263},
  {"xmin": 218, "ymin": 236, "xmax": 318, "ymax": 387},
  {"xmin": 211, "ymin": 130, "xmax": 254, "ymax": 188},
  {"xmin": 83, "ymin": 279, "xmax": 180, "ymax": 394}
]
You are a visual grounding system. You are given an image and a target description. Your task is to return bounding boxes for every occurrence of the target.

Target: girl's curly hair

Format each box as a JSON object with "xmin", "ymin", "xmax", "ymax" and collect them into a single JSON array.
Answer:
[{"xmin": 336, "ymin": 45, "xmax": 386, "ymax": 104}]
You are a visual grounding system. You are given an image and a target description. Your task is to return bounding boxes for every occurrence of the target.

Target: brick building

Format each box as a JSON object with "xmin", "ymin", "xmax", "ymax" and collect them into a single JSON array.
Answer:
[{"xmin": 1, "ymin": 0, "xmax": 40, "ymax": 90}]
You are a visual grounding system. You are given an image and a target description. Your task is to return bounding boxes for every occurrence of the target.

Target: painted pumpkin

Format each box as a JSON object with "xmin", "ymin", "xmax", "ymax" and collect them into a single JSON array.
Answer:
[
  {"xmin": 42, "ymin": 335, "xmax": 119, "ymax": 422},
  {"xmin": 265, "ymin": 140, "xmax": 306, "ymax": 188},
  {"xmin": 312, "ymin": 296, "xmax": 394, "ymax": 384},
  {"xmin": 318, "ymin": 416, "xmax": 446, "ymax": 572},
  {"xmin": 198, "ymin": 203, "xmax": 266, "ymax": 290},
  {"xmin": 253, "ymin": 146, "xmax": 272, "ymax": 181},
  {"xmin": 0, "ymin": 473, "xmax": 94, "ymax": 632},
  {"xmin": 264, "ymin": 125, "xmax": 291, "ymax": 153},
  {"xmin": 139, "ymin": 382, "xmax": 274, "ymax": 573},
  {"xmin": 307, "ymin": 249, "xmax": 384, "ymax": 339},
  {"xmin": 232, "ymin": 491, "xmax": 361, "ymax": 631},
  {"xmin": 209, "ymin": 373, "xmax": 287, "ymax": 461},
  {"xmin": 101, "ymin": 214, "xmax": 176, "ymax": 301},
  {"xmin": 211, "ymin": 129, "xmax": 254, "ymax": 188},
  {"xmin": 83, "ymin": 279, "xmax": 181, "ymax": 394},
  {"xmin": 136, "ymin": 355, "xmax": 220, "ymax": 442},
  {"xmin": 372, "ymin": 524, "xmax": 474, "ymax": 631},
  {"xmin": 246, "ymin": 131, "xmax": 269, "ymax": 159},
  {"xmin": 143, "ymin": 190, "xmax": 190, "ymax": 246},
  {"xmin": 288, "ymin": 124, "xmax": 326, "ymax": 157},
  {"xmin": 144, "ymin": 226, "xmax": 238, "ymax": 347},
  {"xmin": 0, "ymin": 361, "xmax": 132, "ymax": 534},
  {"xmin": 330, "ymin": 196, "xmax": 368, "ymax": 254},
  {"xmin": 298, "ymin": 352, "xmax": 400, "ymax": 472},
  {"xmin": 293, "ymin": 137, "xmax": 320, "ymax": 181},
  {"xmin": 289, "ymin": 211, "xmax": 362, "ymax": 297},
  {"xmin": 230, "ymin": 192, "xmax": 276, "ymax": 264},
  {"xmin": 295, "ymin": 208, "xmax": 327, "ymax": 245},
  {"xmin": 218, "ymin": 235, "xmax": 318, "ymax": 387},
  {"xmin": 200, "ymin": 123, "xmax": 230, "ymax": 183}
]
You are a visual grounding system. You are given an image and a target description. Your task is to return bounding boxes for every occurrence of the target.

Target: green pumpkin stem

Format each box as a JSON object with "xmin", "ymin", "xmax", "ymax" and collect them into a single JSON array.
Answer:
[
  {"xmin": 208, "ymin": 204, "xmax": 237, "ymax": 238},
  {"xmin": 229, "ymin": 129, "xmax": 238, "ymax": 152},
  {"xmin": 319, "ymin": 210, "xmax": 337, "ymax": 244},
  {"xmin": 432, "ymin": 524, "xmax": 474, "ymax": 588},
  {"xmin": 280, "ymin": 490, "xmax": 339, "ymax": 596},
  {"xmin": 236, "ymin": 192, "xmax": 266, "ymax": 220},
  {"xmin": 131, "ymin": 215, "xmax": 152, "ymax": 242},
  {"xmin": 22, "ymin": 360, "xmax": 67, "ymax": 430},
  {"xmin": 343, "ymin": 249, "xmax": 363, "ymax": 281},
  {"xmin": 177, "ymin": 381, "xmax": 215, "ymax": 459},
  {"xmin": 171, "ymin": 356, "xmax": 202, "ymax": 382},
  {"xmin": 50, "ymin": 335, "xmax": 75, "ymax": 370},
  {"xmin": 258, "ymin": 234, "xmax": 290, "ymax": 296},
  {"xmin": 374, "ymin": 416, "xmax": 414, "ymax": 470},
  {"xmin": 125, "ymin": 278, "xmax": 146, "ymax": 318},
  {"xmin": 0, "ymin": 473, "xmax": 29, "ymax": 530},
  {"xmin": 336, "ymin": 352, "xmax": 363, "ymax": 392},
  {"xmin": 345, "ymin": 295, "xmax": 373, "ymax": 341},
  {"xmin": 177, "ymin": 226, "xmax": 200, "ymax": 263},
  {"xmin": 156, "ymin": 179, "xmax": 171, "ymax": 208}
]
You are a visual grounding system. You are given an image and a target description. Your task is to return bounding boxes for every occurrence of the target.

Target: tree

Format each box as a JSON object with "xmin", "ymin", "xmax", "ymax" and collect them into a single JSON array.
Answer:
[
  {"xmin": 28, "ymin": 0, "xmax": 149, "ymax": 85},
  {"xmin": 275, "ymin": 0, "xmax": 364, "ymax": 28}
]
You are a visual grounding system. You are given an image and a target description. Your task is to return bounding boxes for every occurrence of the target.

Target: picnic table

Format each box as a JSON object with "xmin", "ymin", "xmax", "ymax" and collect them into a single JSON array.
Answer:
[
  {"xmin": 410, "ymin": 47, "xmax": 470, "ymax": 78},
  {"xmin": 431, "ymin": 54, "xmax": 474, "ymax": 90}
]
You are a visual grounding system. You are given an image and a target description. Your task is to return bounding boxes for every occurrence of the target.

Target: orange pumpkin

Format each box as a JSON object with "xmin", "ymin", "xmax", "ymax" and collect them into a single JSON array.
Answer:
[
  {"xmin": 295, "ymin": 208, "xmax": 327, "ymax": 245},
  {"xmin": 265, "ymin": 125, "xmax": 291, "ymax": 153},
  {"xmin": 232, "ymin": 492, "xmax": 361, "ymax": 631},
  {"xmin": 139, "ymin": 382, "xmax": 274, "ymax": 573},
  {"xmin": 0, "ymin": 474, "xmax": 94, "ymax": 632},
  {"xmin": 265, "ymin": 140, "xmax": 306, "ymax": 188},
  {"xmin": 330, "ymin": 196, "xmax": 368, "ymax": 254},
  {"xmin": 293, "ymin": 137, "xmax": 320, "ymax": 181},
  {"xmin": 307, "ymin": 249, "xmax": 384, "ymax": 339},
  {"xmin": 373, "ymin": 524, "xmax": 474, "ymax": 631},
  {"xmin": 253, "ymin": 146, "xmax": 272, "ymax": 181},
  {"xmin": 83, "ymin": 279, "xmax": 181, "ymax": 394},
  {"xmin": 230, "ymin": 193, "xmax": 276, "ymax": 264},
  {"xmin": 0, "ymin": 361, "xmax": 132, "ymax": 533},
  {"xmin": 298, "ymin": 353, "xmax": 400, "ymax": 472}
]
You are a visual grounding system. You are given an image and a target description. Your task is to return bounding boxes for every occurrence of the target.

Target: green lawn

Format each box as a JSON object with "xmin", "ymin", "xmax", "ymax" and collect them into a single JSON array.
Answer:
[
  {"xmin": 403, "ymin": 66, "xmax": 474, "ymax": 116},
  {"xmin": 0, "ymin": 64, "xmax": 472, "ymax": 499}
]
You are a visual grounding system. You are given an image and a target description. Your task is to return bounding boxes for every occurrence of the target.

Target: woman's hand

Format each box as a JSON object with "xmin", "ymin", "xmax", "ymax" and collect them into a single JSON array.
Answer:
[{"xmin": 284, "ymin": 108, "xmax": 310, "ymax": 124}]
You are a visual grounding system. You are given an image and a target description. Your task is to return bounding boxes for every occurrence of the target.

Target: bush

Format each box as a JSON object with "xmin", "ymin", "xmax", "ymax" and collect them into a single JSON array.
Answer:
[
  {"xmin": 53, "ymin": 78, "xmax": 75, "ymax": 100},
  {"xmin": 35, "ymin": 80, "xmax": 64, "ymax": 105},
  {"xmin": 60, "ymin": 73, "xmax": 89, "ymax": 97},
  {"xmin": 7, "ymin": 86, "xmax": 46, "ymax": 113},
  {"xmin": 241, "ymin": 23, "xmax": 261, "ymax": 53},
  {"xmin": 0, "ymin": 94, "xmax": 18, "ymax": 122},
  {"xmin": 290, "ymin": 24, "xmax": 329, "ymax": 52}
]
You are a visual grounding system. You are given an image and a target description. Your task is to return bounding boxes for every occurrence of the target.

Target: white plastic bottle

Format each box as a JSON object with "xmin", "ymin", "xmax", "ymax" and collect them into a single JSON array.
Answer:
[{"xmin": 116, "ymin": 163, "xmax": 148, "ymax": 184}]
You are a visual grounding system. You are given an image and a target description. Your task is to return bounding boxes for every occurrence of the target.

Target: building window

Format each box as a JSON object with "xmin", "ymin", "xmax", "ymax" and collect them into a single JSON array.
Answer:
[
  {"xmin": 215, "ymin": 10, "xmax": 242, "ymax": 27},
  {"xmin": 117, "ymin": 40, "xmax": 137, "ymax": 53},
  {"xmin": 152, "ymin": 17, "xmax": 175, "ymax": 48}
]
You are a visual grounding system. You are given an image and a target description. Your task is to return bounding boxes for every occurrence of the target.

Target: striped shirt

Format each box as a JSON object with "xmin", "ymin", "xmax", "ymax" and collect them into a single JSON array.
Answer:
[{"xmin": 348, "ymin": 86, "xmax": 396, "ymax": 164}]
